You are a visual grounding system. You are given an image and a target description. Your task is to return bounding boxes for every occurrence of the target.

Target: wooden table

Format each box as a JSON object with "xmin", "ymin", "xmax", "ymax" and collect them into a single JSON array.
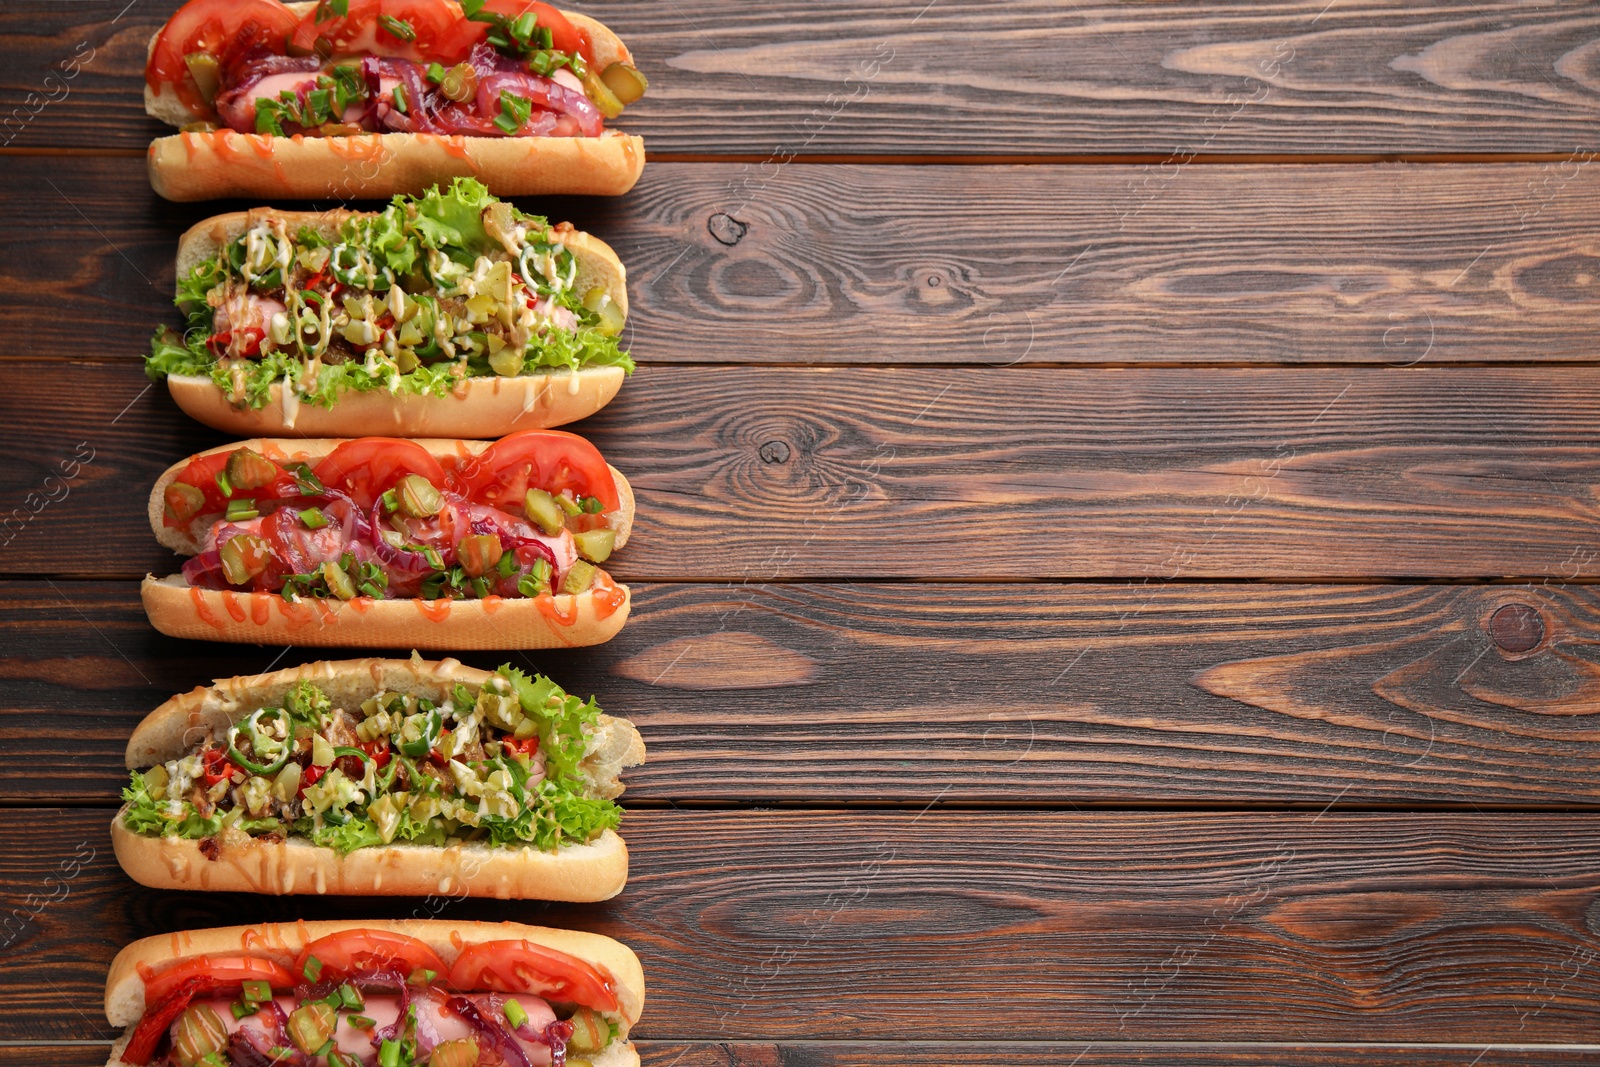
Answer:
[{"xmin": 4, "ymin": 2, "xmax": 1600, "ymax": 1063}]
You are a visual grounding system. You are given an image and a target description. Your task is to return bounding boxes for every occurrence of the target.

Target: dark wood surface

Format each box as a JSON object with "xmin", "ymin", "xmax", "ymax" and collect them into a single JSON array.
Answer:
[{"xmin": 5, "ymin": 0, "xmax": 1600, "ymax": 1063}]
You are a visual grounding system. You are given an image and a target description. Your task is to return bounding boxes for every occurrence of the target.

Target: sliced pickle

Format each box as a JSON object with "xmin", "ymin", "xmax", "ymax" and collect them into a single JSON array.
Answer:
[
  {"xmin": 580, "ymin": 68, "xmax": 625, "ymax": 120},
  {"xmin": 397, "ymin": 473, "xmax": 444, "ymax": 517},
  {"xmin": 320, "ymin": 560, "xmax": 357, "ymax": 600},
  {"xmin": 561, "ymin": 559, "xmax": 597, "ymax": 595},
  {"xmin": 582, "ymin": 287, "xmax": 625, "ymax": 336},
  {"xmin": 600, "ymin": 62, "xmax": 648, "ymax": 105},
  {"xmin": 183, "ymin": 52, "xmax": 223, "ymax": 105},
  {"xmin": 523, "ymin": 488, "xmax": 565, "ymax": 535},
  {"xmin": 572, "ymin": 528, "xmax": 616, "ymax": 563}
]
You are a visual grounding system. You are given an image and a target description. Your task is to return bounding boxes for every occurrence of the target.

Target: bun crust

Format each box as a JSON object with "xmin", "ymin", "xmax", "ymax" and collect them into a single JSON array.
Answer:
[
  {"xmin": 144, "ymin": 439, "xmax": 634, "ymax": 649},
  {"xmin": 165, "ymin": 208, "xmax": 629, "ymax": 437},
  {"xmin": 140, "ymin": 573, "xmax": 630, "ymax": 648},
  {"xmin": 104, "ymin": 918, "xmax": 646, "ymax": 1033},
  {"xmin": 144, "ymin": 3, "xmax": 645, "ymax": 201},
  {"xmin": 112, "ymin": 819, "xmax": 630, "ymax": 901},
  {"xmin": 166, "ymin": 366, "xmax": 626, "ymax": 438},
  {"xmin": 146, "ymin": 126, "xmax": 644, "ymax": 205}
]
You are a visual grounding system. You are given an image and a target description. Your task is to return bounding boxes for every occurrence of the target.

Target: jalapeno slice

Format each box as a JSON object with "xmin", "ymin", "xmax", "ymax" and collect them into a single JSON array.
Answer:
[
  {"xmin": 227, "ymin": 708, "xmax": 292, "ymax": 776},
  {"xmin": 395, "ymin": 708, "xmax": 442, "ymax": 759}
]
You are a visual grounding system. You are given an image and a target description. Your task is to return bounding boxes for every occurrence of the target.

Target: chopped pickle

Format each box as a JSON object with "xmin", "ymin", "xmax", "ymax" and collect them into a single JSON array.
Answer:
[
  {"xmin": 271, "ymin": 762, "xmax": 302, "ymax": 801},
  {"xmin": 183, "ymin": 52, "xmax": 223, "ymax": 105},
  {"xmin": 556, "ymin": 493, "xmax": 583, "ymax": 517},
  {"xmin": 600, "ymin": 62, "xmax": 648, "ymax": 104},
  {"xmin": 580, "ymin": 68, "xmax": 625, "ymax": 119},
  {"xmin": 567, "ymin": 1008, "xmax": 608, "ymax": 1053},
  {"xmin": 458, "ymin": 534, "xmax": 504, "ymax": 578},
  {"xmin": 522, "ymin": 488, "xmax": 565, "ymax": 535},
  {"xmin": 397, "ymin": 473, "xmax": 444, "ymax": 517},
  {"xmin": 440, "ymin": 62, "xmax": 477, "ymax": 103},
  {"xmin": 164, "ymin": 482, "xmax": 206, "ymax": 526},
  {"xmin": 172, "ymin": 1003, "xmax": 228, "ymax": 1066},
  {"xmin": 430, "ymin": 1039, "xmax": 480, "ymax": 1067},
  {"xmin": 320, "ymin": 559, "xmax": 357, "ymax": 600},
  {"xmin": 488, "ymin": 347, "xmax": 523, "ymax": 376},
  {"xmin": 394, "ymin": 348, "xmax": 420, "ymax": 373},
  {"xmin": 561, "ymin": 559, "xmax": 597, "ymax": 595},
  {"xmin": 573, "ymin": 528, "xmax": 616, "ymax": 563},
  {"xmin": 225, "ymin": 448, "xmax": 279, "ymax": 491},
  {"xmin": 312, "ymin": 734, "xmax": 336, "ymax": 768},
  {"xmin": 220, "ymin": 534, "xmax": 272, "ymax": 586},
  {"xmin": 581, "ymin": 287, "xmax": 625, "ymax": 336},
  {"xmin": 142, "ymin": 763, "xmax": 170, "ymax": 800},
  {"xmin": 287, "ymin": 1002, "xmax": 336, "ymax": 1054}
]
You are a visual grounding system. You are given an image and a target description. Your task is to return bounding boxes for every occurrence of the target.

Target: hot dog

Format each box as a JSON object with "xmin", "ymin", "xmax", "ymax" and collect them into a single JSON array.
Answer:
[
  {"xmin": 114, "ymin": 656, "xmax": 643, "ymax": 900},
  {"xmin": 142, "ymin": 431, "xmax": 633, "ymax": 648},
  {"xmin": 146, "ymin": 180, "xmax": 632, "ymax": 438},
  {"xmin": 105, "ymin": 919, "xmax": 644, "ymax": 1066},
  {"xmin": 145, "ymin": 0, "xmax": 647, "ymax": 201}
]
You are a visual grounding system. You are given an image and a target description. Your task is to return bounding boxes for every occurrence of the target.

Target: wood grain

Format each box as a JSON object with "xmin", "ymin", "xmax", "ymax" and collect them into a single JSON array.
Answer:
[
  {"xmin": 9, "ymin": 580, "xmax": 1600, "ymax": 807},
  {"xmin": 7, "ymin": 808, "xmax": 1600, "ymax": 1044},
  {"xmin": 7, "ymin": 360, "xmax": 1600, "ymax": 580},
  {"xmin": 7, "ymin": 1043, "xmax": 1599, "ymax": 1067},
  {"xmin": 4, "ymin": 1, "xmax": 1600, "ymax": 156},
  {"xmin": 8, "ymin": 156, "xmax": 1600, "ymax": 366}
]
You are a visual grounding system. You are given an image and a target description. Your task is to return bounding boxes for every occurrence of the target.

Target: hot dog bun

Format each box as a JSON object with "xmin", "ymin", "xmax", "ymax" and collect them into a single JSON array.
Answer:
[
  {"xmin": 105, "ymin": 919, "xmax": 644, "ymax": 1067},
  {"xmin": 165, "ymin": 208, "xmax": 629, "ymax": 437},
  {"xmin": 146, "ymin": 5, "xmax": 645, "ymax": 201},
  {"xmin": 114, "ymin": 656, "xmax": 644, "ymax": 899},
  {"xmin": 143, "ymin": 437, "xmax": 634, "ymax": 649}
]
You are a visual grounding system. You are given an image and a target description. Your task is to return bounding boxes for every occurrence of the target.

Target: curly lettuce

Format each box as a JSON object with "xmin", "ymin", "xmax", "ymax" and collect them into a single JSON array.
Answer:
[{"xmin": 143, "ymin": 177, "xmax": 633, "ymax": 406}]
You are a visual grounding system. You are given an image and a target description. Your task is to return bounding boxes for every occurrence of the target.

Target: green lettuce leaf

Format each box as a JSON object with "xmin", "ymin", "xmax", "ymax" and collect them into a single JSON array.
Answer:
[
  {"xmin": 496, "ymin": 664, "xmax": 603, "ymax": 787},
  {"xmin": 408, "ymin": 176, "xmax": 495, "ymax": 263},
  {"xmin": 121, "ymin": 771, "xmax": 223, "ymax": 838}
]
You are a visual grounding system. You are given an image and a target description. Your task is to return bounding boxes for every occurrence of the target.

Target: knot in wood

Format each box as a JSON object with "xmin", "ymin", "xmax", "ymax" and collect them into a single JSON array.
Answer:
[
  {"xmin": 1489, "ymin": 603, "xmax": 1544, "ymax": 655},
  {"xmin": 708, "ymin": 212, "xmax": 749, "ymax": 246},
  {"xmin": 759, "ymin": 440, "xmax": 792, "ymax": 464}
]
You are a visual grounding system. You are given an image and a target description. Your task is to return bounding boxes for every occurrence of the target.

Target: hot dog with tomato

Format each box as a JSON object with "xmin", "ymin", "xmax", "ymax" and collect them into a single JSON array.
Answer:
[
  {"xmin": 115, "ymin": 657, "xmax": 643, "ymax": 899},
  {"xmin": 145, "ymin": 0, "xmax": 648, "ymax": 201},
  {"xmin": 143, "ymin": 430, "xmax": 633, "ymax": 649},
  {"xmin": 105, "ymin": 920, "xmax": 644, "ymax": 1066}
]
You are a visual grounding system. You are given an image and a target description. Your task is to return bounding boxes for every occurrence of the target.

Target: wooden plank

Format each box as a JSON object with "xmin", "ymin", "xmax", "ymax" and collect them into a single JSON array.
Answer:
[
  {"xmin": 4, "ymin": 1, "xmax": 1600, "ymax": 156},
  {"xmin": 6, "ymin": 360, "xmax": 1600, "ymax": 580},
  {"xmin": 8, "ymin": 579, "xmax": 1600, "ymax": 808},
  {"xmin": 6, "ymin": 1043, "xmax": 1599, "ymax": 1067},
  {"xmin": 8, "ymin": 156, "xmax": 1600, "ymax": 366},
  {"xmin": 5, "ymin": 808, "xmax": 1600, "ymax": 1043}
]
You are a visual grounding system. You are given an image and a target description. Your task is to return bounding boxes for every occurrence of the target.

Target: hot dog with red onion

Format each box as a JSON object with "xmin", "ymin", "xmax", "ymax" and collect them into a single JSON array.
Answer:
[
  {"xmin": 105, "ymin": 920, "xmax": 643, "ymax": 1066},
  {"xmin": 145, "ymin": 0, "xmax": 648, "ymax": 201},
  {"xmin": 142, "ymin": 430, "xmax": 633, "ymax": 648}
]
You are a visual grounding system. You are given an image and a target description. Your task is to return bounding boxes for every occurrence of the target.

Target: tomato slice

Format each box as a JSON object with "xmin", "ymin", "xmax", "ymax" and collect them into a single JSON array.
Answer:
[
  {"xmin": 165, "ymin": 449, "xmax": 297, "ymax": 531},
  {"xmin": 147, "ymin": 0, "xmax": 302, "ymax": 114},
  {"xmin": 141, "ymin": 954, "xmax": 296, "ymax": 1008},
  {"xmin": 448, "ymin": 0, "xmax": 594, "ymax": 64},
  {"xmin": 296, "ymin": 929, "xmax": 450, "ymax": 982},
  {"xmin": 459, "ymin": 430, "xmax": 618, "ymax": 514},
  {"xmin": 313, "ymin": 438, "xmax": 448, "ymax": 512},
  {"xmin": 293, "ymin": 0, "xmax": 474, "ymax": 62},
  {"xmin": 446, "ymin": 939, "xmax": 618, "ymax": 1011}
]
